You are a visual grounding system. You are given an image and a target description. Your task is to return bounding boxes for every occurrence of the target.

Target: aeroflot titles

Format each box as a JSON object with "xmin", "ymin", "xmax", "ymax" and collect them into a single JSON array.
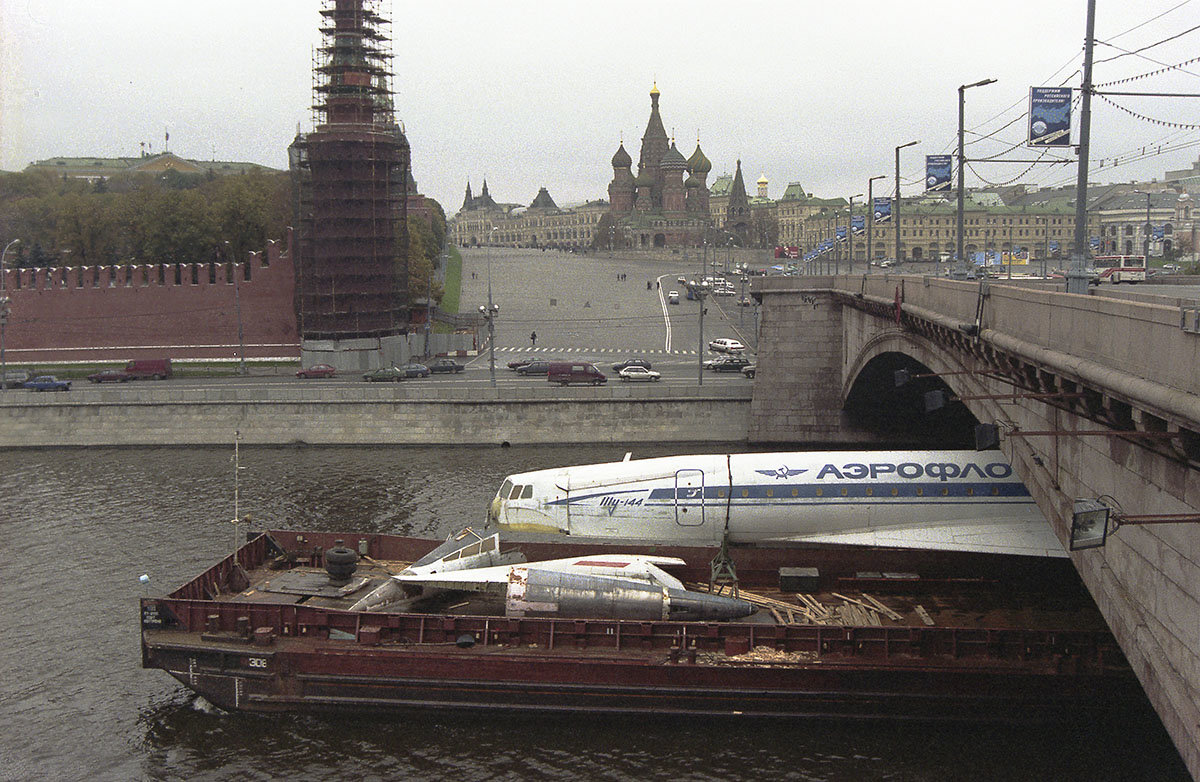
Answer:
[{"xmin": 813, "ymin": 460, "xmax": 1013, "ymax": 482}]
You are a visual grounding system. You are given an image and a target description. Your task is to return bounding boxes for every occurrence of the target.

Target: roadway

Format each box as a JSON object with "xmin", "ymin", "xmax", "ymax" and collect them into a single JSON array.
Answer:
[{"xmin": 456, "ymin": 246, "xmax": 760, "ymax": 385}]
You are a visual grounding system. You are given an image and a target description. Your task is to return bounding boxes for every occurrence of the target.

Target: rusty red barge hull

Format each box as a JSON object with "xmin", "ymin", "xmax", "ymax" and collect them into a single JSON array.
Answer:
[{"xmin": 140, "ymin": 530, "xmax": 1140, "ymax": 721}]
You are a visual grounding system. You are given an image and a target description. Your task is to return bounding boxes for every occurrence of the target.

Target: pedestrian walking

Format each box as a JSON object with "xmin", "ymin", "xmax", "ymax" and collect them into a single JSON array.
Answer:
[{"xmin": 530, "ymin": 331, "xmax": 537, "ymax": 347}]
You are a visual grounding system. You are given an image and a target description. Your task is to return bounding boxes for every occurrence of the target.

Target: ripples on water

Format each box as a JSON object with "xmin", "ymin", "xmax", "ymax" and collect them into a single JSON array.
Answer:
[{"xmin": 0, "ymin": 445, "xmax": 1187, "ymax": 781}]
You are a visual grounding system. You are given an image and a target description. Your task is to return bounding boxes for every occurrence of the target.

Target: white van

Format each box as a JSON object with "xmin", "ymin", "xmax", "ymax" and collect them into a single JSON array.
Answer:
[{"xmin": 667, "ymin": 290, "xmax": 680, "ymax": 304}]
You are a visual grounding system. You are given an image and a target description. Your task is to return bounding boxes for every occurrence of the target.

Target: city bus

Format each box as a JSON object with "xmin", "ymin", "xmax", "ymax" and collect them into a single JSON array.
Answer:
[{"xmin": 1092, "ymin": 255, "xmax": 1147, "ymax": 283}]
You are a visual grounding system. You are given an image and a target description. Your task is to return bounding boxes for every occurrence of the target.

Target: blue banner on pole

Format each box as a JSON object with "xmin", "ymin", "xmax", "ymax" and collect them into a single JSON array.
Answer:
[
  {"xmin": 872, "ymin": 197, "xmax": 891, "ymax": 221},
  {"xmin": 836, "ymin": 226, "xmax": 847, "ymax": 240},
  {"xmin": 1029, "ymin": 87, "xmax": 1072, "ymax": 147},
  {"xmin": 1090, "ymin": 236, "xmax": 1101, "ymax": 250},
  {"xmin": 1049, "ymin": 240, "xmax": 1060, "ymax": 252},
  {"xmin": 1153, "ymin": 225, "xmax": 1165, "ymax": 239},
  {"xmin": 925, "ymin": 155, "xmax": 952, "ymax": 192},
  {"xmin": 851, "ymin": 215, "xmax": 865, "ymax": 231}
]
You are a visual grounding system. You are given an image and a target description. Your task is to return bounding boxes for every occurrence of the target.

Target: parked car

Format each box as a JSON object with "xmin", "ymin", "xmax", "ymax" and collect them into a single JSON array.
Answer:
[
  {"xmin": 507, "ymin": 358, "xmax": 533, "ymax": 370},
  {"xmin": 741, "ymin": 364, "xmax": 756, "ymax": 379},
  {"xmin": 705, "ymin": 356, "xmax": 752, "ymax": 373},
  {"xmin": 363, "ymin": 366, "xmax": 405, "ymax": 382},
  {"xmin": 667, "ymin": 290, "xmax": 680, "ymax": 305},
  {"xmin": 612, "ymin": 358, "xmax": 652, "ymax": 372},
  {"xmin": 24, "ymin": 375, "xmax": 71, "ymax": 391},
  {"xmin": 708, "ymin": 338, "xmax": 746, "ymax": 353},
  {"xmin": 429, "ymin": 358, "xmax": 465, "ymax": 374},
  {"xmin": 87, "ymin": 369, "xmax": 133, "ymax": 383},
  {"xmin": 1, "ymin": 369, "xmax": 33, "ymax": 389},
  {"xmin": 296, "ymin": 364, "xmax": 337, "ymax": 379},
  {"xmin": 124, "ymin": 358, "xmax": 172, "ymax": 380},
  {"xmin": 516, "ymin": 360, "xmax": 554, "ymax": 376},
  {"xmin": 547, "ymin": 362, "xmax": 607, "ymax": 385},
  {"xmin": 397, "ymin": 363, "xmax": 431, "ymax": 378},
  {"xmin": 619, "ymin": 365, "xmax": 660, "ymax": 382}
]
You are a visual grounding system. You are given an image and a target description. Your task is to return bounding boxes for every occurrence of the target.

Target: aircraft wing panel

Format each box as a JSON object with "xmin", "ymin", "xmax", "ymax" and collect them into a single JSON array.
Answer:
[{"xmin": 771, "ymin": 519, "xmax": 1067, "ymax": 558}]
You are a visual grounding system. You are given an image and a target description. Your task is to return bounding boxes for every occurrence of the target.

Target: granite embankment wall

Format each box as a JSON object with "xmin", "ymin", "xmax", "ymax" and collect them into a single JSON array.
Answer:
[{"xmin": 0, "ymin": 385, "xmax": 751, "ymax": 447}]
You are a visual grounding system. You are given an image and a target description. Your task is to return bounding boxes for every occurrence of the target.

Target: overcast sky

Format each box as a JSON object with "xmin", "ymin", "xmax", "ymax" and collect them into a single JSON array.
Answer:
[{"xmin": 4, "ymin": 1, "xmax": 1199, "ymax": 214}]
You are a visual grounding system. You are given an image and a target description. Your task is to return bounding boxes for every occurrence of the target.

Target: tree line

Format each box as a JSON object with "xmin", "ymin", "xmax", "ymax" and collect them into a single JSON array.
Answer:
[{"xmin": 0, "ymin": 167, "xmax": 446, "ymax": 304}]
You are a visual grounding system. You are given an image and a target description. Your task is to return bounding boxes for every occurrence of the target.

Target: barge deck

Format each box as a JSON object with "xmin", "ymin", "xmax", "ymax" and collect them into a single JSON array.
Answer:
[{"xmin": 141, "ymin": 528, "xmax": 1140, "ymax": 721}]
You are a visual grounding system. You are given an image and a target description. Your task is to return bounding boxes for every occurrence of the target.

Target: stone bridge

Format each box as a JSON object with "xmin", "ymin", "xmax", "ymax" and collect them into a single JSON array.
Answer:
[{"xmin": 751, "ymin": 273, "xmax": 1200, "ymax": 777}]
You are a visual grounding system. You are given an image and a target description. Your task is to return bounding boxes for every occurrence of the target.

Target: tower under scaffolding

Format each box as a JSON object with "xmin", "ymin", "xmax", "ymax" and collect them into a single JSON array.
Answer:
[{"xmin": 289, "ymin": 0, "xmax": 409, "ymax": 344}]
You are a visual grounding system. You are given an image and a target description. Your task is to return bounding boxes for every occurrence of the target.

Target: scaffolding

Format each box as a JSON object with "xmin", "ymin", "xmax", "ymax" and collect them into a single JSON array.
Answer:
[{"xmin": 290, "ymin": 0, "xmax": 409, "ymax": 341}]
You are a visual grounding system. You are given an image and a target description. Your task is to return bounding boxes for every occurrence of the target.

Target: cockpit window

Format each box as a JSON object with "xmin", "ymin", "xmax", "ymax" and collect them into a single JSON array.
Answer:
[
  {"xmin": 509, "ymin": 484, "xmax": 523, "ymax": 500},
  {"xmin": 521, "ymin": 484, "xmax": 533, "ymax": 499},
  {"xmin": 498, "ymin": 480, "xmax": 513, "ymax": 499}
]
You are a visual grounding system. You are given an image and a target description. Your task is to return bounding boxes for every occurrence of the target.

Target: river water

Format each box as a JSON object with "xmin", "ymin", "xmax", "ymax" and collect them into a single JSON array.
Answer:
[{"xmin": 0, "ymin": 444, "xmax": 1187, "ymax": 781}]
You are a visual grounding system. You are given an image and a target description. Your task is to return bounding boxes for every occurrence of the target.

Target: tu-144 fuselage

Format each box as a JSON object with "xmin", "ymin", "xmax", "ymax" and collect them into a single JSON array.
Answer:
[{"xmin": 489, "ymin": 451, "xmax": 1065, "ymax": 558}]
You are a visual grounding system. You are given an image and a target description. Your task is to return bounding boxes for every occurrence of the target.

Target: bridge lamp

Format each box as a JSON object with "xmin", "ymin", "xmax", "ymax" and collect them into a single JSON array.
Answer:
[{"xmin": 1070, "ymin": 499, "xmax": 1112, "ymax": 551}]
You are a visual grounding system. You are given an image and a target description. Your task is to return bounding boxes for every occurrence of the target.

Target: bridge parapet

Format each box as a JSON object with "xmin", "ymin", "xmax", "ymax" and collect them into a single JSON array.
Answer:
[{"xmin": 753, "ymin": 273, "xmax": 1200, "ymax": 778}]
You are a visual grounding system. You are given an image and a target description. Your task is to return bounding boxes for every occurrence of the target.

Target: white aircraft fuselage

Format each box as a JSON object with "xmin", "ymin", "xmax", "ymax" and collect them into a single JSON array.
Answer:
[{"xmin": 489, "ymin": 451, "xmax": 1065, "ymax": 558}]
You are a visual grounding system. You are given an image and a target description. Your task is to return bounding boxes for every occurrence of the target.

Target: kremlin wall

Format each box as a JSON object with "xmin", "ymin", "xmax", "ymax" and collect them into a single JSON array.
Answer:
[{"xmin": 1, "ymin": 232, "xmax": 299, "ymax": 364}]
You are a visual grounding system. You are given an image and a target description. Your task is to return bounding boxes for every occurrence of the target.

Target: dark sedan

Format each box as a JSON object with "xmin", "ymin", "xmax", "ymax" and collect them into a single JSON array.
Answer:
[
  {"xmin": 516, "ymin": 360, "xmax": 554, "ymax": 375},
  {"xmin": 507, "ymin": 358, "xmax": 534, "ymax": 371},
  {"xmin": 706, "ymin": 356, "xmax": 752, "ymax": 373},
  {"xmin": 87, "ymin": 369, "xmax": 132, "ymax": 383},
  {"xmin": 612, "ymin": 358, "xmax": 652, "ymax": 372},
  {"xmin": 363, "ymin": 367, "xmax": 405, "ymax": 382},
  {"xmin": 396, "ymin": 363, "xmax": 431, "ymax": 378},
  {"xmin": 429, "ymin": 358, "xmax": 465, "ymax": 374}
]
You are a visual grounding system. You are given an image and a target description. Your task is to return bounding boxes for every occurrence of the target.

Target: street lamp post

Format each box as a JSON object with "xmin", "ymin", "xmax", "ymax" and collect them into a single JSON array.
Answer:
[
  {"xmin": 482, "ymin": 228, "xmax": 500, "ymax": 386},
  {"xmin": 224, "ymin": 241, "xmax": 246, "ymax": 377},
  {"xmin": 847, "ymin": 194, "xmax": 863, "ymax": 274},
  {"xmin": 678, "ymin": 277, "xmax": 712, "ymax": 386},
  {"xmin": 739, "ymin": 273, "xmax": 748, "ymax": 329},
  {"xmin": 866, "ymin": 176, "xmax": 885, "ymax": 269},
  {"xmin": 0, "ymin": 238, "xmax": 18, "ymax": 390},
  {"xmin": 960, "ymin": 77, "xmax": 998, "ymax": 279},
  {"xmin": 894, "ymin": 141, "xmax": 918, "ymax": 264},
  {"xmin": 1134, "ymin": 190, "xmax": 1152, "ymax": 260}
]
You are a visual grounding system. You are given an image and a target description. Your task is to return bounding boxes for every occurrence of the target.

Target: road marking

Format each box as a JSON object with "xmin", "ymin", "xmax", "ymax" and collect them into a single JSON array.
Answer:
[{"xmin": 657, "ymin": 273, "xmax": 673, "ymax": 353}]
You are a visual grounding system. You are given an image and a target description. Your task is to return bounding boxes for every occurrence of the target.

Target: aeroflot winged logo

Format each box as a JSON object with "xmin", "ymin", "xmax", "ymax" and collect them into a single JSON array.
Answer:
[{"xmin": 756, "ymin": 466, "xmax": 808, "ymax": 480}]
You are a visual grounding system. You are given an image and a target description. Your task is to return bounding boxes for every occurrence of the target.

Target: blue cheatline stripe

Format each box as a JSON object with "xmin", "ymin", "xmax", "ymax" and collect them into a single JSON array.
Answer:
[{"xmin": 547, "ymin": 481, "xmax": 1032, "ymax": 507}]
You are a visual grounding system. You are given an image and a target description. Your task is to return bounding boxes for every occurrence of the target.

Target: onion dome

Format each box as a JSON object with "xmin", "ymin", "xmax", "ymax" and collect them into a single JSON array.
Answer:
[
  {"xmin": 650, "ymin": 81, "xmax": 660, "ymax": 97},
  {"xmin": 685, "ymin": 174, "xmax": 701, "ymax": 189},
  {"xmin": 687, "ymin": 143, "xmax": 712, "ymax": 175},
  {"xmin": 611, "ymin": 142, "xmax": 632, "ymax": 169},
  {"xmin": 660, "ymin": 142, "xmax": 688, "ymax": 171}
]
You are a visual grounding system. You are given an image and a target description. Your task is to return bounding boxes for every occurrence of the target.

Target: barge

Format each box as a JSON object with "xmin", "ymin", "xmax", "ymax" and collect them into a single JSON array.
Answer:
[{"xmin": 141, "ymin": 527, "xmax": 1141, "ymax": 721}]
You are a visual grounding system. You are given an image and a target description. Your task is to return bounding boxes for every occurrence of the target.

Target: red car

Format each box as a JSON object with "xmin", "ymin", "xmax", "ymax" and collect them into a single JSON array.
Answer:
[{"xmin": 297, "ymin": 364, "xmax": 337, "ymax": 379}]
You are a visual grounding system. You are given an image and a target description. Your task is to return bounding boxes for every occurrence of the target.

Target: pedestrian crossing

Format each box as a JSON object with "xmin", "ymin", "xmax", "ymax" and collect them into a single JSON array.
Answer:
[{"xmin": 495, "ymin": 346, "xmax": 700, "ymax": 356}]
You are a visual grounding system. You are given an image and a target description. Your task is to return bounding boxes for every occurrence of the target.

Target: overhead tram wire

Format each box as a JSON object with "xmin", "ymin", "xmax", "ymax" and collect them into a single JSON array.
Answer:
[
  {"xmin": 1093, "ymin": 23, "xmax": 1200, "ymax": 65},
  {"xmin": 1106, "ymin": 0, "xmax": 1195, "ymax": 41}
]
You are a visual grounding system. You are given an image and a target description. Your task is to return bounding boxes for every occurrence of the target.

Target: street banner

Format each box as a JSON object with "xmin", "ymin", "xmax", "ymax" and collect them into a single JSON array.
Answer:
[
  {"xmin": 1090, "ymin": 236, "xmax": 1101, "ymax": 250},
  {"xmin": 873, "ymin": 197, "xmax": 892, "ymax": 221},
  {"xmin": 851, "ymin": 215, "xmax": 865, "ymax": 231},
  {"xmin": 1028, "ymin": 87, "xmax": 1072, "ymax": 147},
  {"xmin": 1153, "ymin": 225, "xmax": 1165, "ymax": 239},
  {"xmin": 836, "ymin": 226, "xmax": 847, "ymax": 239},
  {"xmin": 925, "ymin": 155, "xmax": 952, "ymax": 192}
]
